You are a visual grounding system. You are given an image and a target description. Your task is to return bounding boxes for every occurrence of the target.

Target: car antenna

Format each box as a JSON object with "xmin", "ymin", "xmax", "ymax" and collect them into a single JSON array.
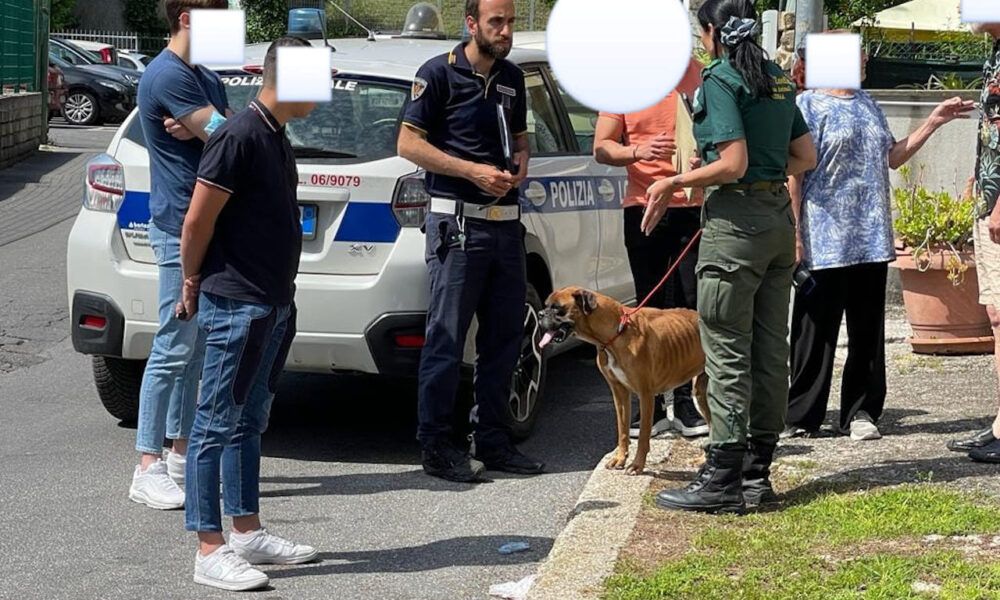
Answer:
[{"xmin": 325, "ymin": 1, "xmax": 378, "ymax": 41}]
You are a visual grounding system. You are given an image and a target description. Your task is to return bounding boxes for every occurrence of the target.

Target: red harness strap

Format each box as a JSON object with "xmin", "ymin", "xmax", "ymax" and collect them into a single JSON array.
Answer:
[{"xmin": 598, "ymin": 228, "xmax": 704, "ymax": 352}]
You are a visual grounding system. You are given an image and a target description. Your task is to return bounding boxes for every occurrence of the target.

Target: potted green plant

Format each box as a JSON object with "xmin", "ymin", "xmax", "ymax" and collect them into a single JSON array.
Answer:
[{"xmin": 892, "ymin": 166, "xmax": 993, "ymax": 354}]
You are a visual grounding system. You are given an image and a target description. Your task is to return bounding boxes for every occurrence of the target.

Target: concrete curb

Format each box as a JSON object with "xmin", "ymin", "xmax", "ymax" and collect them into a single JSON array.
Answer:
[{"xmin": 525, "ymin": 437, "xmax": 675, "ymax": 600}]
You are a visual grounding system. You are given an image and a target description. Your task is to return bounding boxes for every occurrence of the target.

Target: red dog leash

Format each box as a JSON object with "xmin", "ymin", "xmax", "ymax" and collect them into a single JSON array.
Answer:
[{"xmin": 599, "ymin": 228, "xmax": 704, "ymax": 351}]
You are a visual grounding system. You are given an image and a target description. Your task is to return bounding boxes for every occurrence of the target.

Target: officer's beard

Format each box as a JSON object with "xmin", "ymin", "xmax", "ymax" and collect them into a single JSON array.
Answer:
[{"xmin": 475, "ymin": 30, "xmax": 512, "ymax": 60}]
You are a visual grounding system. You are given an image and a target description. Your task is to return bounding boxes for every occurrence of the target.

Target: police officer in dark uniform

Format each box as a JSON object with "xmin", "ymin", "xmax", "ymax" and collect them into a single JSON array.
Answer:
[{"xmin": 398, "ymin": 0, "xmax": 545, "ymax": 482}]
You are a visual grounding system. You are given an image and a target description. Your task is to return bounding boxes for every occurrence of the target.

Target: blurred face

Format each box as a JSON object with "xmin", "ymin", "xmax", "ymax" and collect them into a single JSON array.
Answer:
[{"xmin": 468, "ymin": 0, "xmax": 516, "ymax": 59}]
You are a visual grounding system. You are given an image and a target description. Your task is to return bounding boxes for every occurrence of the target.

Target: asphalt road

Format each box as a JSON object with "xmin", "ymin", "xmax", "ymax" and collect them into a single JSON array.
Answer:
[{"xmin": 0, "ymin": 123, "xmax": 619, "ymax": 599}]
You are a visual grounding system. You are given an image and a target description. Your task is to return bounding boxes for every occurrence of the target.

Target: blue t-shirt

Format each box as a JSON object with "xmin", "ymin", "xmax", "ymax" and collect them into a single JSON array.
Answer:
[
  {"xmin": 796, "ymin": 90, "xmax": 897, "ymax": 270},
  {"xmin": 137, "ymin": 49, "xmax": 228, "ymax": 236}
]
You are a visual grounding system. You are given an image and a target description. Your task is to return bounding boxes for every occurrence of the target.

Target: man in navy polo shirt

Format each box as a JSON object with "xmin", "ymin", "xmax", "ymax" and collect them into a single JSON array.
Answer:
[
  {"xmin": 129, "ymin": 0, "xmax": 231, "ymax": 512},
  {"xmin": 175, "ymin": 36, "xmax": 318, "ymax": 592},
  {"xmin": 398, "ymin": 0, "xmax": 544, "ymax": 483}
]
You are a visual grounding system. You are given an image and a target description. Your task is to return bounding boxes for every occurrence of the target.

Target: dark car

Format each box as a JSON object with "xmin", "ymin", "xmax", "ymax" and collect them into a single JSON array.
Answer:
[
  {"xmin": 48, "ymin": 62, "xmax": 67, "ymax": 117},
  {"xmin": 49, "ymin": 52, "xmax": 138, "ymax": 125},
  {"xmin": 50, "ymin": 38, "xmax": 139, "ymax": 81}
]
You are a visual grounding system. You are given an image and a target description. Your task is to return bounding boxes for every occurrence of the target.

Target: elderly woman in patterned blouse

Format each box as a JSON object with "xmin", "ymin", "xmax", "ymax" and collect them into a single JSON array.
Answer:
[{"xmin": 784, "ymin": 33, "xmax": 974, "ymax": 441}]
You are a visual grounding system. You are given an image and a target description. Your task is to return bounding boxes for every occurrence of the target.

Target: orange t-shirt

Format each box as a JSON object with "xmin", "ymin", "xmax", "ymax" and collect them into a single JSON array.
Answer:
[{"xmin": 599, "ymin": 60, "xmax": 703, "ymax": 208}]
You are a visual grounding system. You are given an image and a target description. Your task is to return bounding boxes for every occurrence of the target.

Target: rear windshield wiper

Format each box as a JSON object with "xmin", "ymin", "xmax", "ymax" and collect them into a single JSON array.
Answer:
[{"xmin": 293, "ymin": 147, "xmax": 357, "ymax": 159}]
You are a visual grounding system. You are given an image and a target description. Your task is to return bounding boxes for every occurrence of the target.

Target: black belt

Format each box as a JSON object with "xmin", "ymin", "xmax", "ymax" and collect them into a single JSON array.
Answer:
[{"xmin": 719, "ymin": 181, "xmax": 786, "ymax": 192}]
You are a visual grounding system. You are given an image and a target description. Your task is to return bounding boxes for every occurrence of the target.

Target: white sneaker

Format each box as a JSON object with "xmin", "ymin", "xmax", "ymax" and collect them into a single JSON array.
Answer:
[
  {"xmin": 850, "ymin": 411, "xmax": 882, "ymax": 441},
  {"xmin": 166, "ymin": 450, "xmax": 185, "ymax": 487},
  {"xmin": 193, "ymin": 545, "xmax": 269, "ymax": 591},
  {"xmin": 230, "ymin": 528, "xmax": 319, "ymax": 565},
  {"xmin": 128, "ymin": 460, "xmax": 184, "ymax": 510}
]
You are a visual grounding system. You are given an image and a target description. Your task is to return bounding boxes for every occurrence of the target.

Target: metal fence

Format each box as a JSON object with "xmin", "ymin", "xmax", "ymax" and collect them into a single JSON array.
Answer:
[
  {"xmin": 329, "ymin": 0, "xmax": 551, "ymax": 37},
  {"xmin": 52, "ymin": 30, "xmax": 171, "ymax": 56},
  {"xmin": 1, "ymin": 0, "xmax": 42, "ymax": 93}
]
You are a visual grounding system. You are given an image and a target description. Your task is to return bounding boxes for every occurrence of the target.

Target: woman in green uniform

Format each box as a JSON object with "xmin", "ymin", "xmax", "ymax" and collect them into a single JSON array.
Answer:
[{"xmin": 641, "ymin": 0, "xmax": 817, "ymax": 514}]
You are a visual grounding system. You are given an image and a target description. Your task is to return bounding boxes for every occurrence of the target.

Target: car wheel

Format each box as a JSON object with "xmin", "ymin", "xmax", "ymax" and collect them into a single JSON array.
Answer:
[
  {"xmin": 62, "ymin": 90, "xmax": 99, "ymax": 126},
  {"xmin": 92, "ymin": 356, "xmax": 145, "ymax": 423},
  {"xmin": 506, "ymin": 283, "xmax": 548, "ymax": 440}
]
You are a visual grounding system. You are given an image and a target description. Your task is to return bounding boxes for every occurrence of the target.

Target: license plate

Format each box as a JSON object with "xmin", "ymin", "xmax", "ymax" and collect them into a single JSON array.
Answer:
[{"xmin": 299, "ymin": 204, "xmax": 317, "ymax": 240}]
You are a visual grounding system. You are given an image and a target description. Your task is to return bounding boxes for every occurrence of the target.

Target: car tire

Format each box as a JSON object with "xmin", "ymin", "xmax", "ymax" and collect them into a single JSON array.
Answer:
[
  {"xmin": 92, "ymin": 356, "xmax": 145, "ymax": 423},
  {"xmin": 62, "ymin": 89, "xmax": 100, "ymax": 126},
  {"xmin": 506, "ymin": 283, "xmax": 548, "ymax": 440}
]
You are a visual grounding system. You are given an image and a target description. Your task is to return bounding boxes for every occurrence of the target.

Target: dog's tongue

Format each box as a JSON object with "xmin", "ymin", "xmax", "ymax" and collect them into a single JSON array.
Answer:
[{"xmin": 539, "ymin": 331, "xmax": 554, "ymax": 349}]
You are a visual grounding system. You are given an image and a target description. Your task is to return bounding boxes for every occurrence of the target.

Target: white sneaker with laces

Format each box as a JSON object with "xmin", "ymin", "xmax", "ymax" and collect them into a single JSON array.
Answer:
[
  {"xmin": 193, "ymin": 545, "xmax": 269, "ymax": 591},
  {"xmin": 128, "ymin": 460, "xmax": 184, "ymax": 510},
  {"xmin": 230, "ymin": 528, "xmax": 319, "ymax": 565},
  {"xmin": 166, "ymin": 450, "xmax": 185, "ymax": 487},
  {"xmin": 850, "ymin": 411, "xmax": 882, "ymax": 441}
]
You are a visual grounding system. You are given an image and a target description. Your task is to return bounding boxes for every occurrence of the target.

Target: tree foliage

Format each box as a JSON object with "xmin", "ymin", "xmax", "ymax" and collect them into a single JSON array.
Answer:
[
  {"xmin": 125, "ymin": 0, "xmax": 166, "ymax": 33},
  {"xmin": 242, "ymin": 0, "xmax": 289, "ymax": 43},
  {"xmin": 51, "ymin": 0, "xmax": 77, "ymax": 30}
]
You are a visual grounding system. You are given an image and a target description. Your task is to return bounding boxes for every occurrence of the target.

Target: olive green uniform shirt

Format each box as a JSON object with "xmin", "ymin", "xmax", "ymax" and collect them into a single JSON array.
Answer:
[{"xmin": 692, "ymin": 58, "xmax": 809, "ymax": 184}]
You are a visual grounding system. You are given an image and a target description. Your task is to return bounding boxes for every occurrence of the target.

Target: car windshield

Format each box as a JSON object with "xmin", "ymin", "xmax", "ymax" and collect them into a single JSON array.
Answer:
[
  {"xmin": 53, "ymin": 39, "xmax": 98, "ymax": 65},
  {"xmin": 124, "ymin": 72, "xmax": 409, "ymax": 164}
]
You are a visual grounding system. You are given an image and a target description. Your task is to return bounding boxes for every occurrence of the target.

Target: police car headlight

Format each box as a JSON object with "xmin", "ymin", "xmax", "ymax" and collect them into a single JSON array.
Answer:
[
  {"xmin": 84, "ymin": 153, "xmax": 126, "ymax": 213},
  {"xmin": 392, "ymin": 173, "xmax": 430, "ymax": 227}
]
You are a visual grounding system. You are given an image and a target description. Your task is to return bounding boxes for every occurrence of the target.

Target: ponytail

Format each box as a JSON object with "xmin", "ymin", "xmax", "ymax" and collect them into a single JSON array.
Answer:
[{"xmin": 697, "ymin": 0, "xmax": 775, "ymax": 99}]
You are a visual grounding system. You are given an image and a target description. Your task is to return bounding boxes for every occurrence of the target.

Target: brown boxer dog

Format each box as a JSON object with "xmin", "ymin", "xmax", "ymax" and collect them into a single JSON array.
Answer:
[{"xmin": 538, "ymin": 287, "xmax": 709, "ymax": 475}]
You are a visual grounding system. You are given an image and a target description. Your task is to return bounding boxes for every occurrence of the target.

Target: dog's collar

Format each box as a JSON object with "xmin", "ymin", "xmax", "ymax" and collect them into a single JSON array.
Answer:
[{"xmin": 597, "ymin": 308, "xmax": 631, "ymax": 352}]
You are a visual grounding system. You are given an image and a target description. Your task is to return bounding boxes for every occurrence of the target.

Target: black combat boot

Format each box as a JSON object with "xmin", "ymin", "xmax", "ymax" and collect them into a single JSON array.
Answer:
[
  {"xmin": 743, "ymin": 438, "xmax": 779, "ymax": 508},
  {"xmin": 655, "ymin": 443, "xmax": 746, "ymax": 514}
]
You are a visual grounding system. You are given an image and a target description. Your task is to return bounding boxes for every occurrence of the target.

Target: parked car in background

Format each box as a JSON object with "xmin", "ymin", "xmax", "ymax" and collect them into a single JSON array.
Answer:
[
  {"xmin": 116, "ymin": 51, "xmax": 151, "ymax": 73},
  {"xmin": 50, "ymin": 38, "xmax": 133, "ymax": 80},
  {"xmin": 48, "ymin": 62, "xmax": 67, "ymax": 117},
  {"xmin": 49, "ymin": 53, "xmax": 137, "ymax": 125},
  {"xmin": 65, "ymin": 39, "xmax": 120, "ymax": 65}
]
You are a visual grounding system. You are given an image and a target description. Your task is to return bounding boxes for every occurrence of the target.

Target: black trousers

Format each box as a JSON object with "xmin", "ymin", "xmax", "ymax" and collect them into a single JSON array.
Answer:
[
  {"xmin": 623, "ymin": 205, "xmax": 700, "ymax": 403},
  {"xmin": 787, "ymin": 262, "xmax": 888, "ymax": 432}
]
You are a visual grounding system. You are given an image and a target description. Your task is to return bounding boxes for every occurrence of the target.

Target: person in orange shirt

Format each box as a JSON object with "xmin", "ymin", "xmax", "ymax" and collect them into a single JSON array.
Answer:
[{"xmin": 594, "ymin": 57, "xmax": 705, "ymax": 439}]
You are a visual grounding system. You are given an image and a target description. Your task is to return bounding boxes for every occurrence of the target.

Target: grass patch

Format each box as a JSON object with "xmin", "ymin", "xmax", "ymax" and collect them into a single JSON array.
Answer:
[{"xmin": 605, "ymin": 485, "xmax": 1000, "ymax": 600}]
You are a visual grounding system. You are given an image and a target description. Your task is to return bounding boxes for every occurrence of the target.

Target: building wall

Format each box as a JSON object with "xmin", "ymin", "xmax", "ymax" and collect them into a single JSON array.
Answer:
[{"xmin": 0, "ymin": 94, "xmax": 45, "ymax": 169}]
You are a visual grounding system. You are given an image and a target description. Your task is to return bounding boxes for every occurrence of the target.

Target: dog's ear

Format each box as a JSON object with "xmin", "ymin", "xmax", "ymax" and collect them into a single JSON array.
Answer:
[{"xmin": 572, "ymin": 289, "xmax": 597, "ymax": 315}]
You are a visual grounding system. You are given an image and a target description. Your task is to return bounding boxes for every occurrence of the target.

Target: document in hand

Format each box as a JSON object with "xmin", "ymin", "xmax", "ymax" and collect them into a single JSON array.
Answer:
[{"xmin": 672, "ymin": 92, "xmax": 697, "ymax": 201}]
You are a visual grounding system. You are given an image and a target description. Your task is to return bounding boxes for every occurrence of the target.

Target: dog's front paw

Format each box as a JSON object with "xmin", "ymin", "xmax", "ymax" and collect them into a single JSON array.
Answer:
[
  {"xmin": 625, "ymin": 460, "xmax": 646, "ymax": 476},
  {"xmin": 605, "ymin": 452, "xmax": 627, "ymax": 470}
]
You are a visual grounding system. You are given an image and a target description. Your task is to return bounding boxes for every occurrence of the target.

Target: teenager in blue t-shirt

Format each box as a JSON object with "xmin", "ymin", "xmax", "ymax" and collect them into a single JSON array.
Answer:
[{"xmin": 128, "ymin": 0, "xmax": 232, "ymax": 512}]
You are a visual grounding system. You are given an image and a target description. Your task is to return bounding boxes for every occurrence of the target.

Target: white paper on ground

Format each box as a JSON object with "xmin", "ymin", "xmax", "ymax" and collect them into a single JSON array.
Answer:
[{"xmin": 488, "ymin": 574, "xmax": 537, "ymax": 600}]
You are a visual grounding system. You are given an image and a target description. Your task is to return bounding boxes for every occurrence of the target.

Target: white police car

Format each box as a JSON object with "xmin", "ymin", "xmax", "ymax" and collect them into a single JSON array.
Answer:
[{"xmin": 66, "ymin": 21, "xmax": 633, "ymax": 438}]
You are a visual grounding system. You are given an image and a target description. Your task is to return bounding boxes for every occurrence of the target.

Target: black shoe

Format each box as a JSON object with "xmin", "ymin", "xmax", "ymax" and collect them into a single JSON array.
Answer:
[
  {"xmin": 629, "ymin": 396, "xmax": 671, "ymax": 439},
  {"xmin": 655, "ymin": 444, "xmax": 746, "ymax": 514},
  {"xmin": 422, "ymin": 441, "xmax": 487, "ymax": 483},
  {"xmin": 969, "ymin": 436, "xmax": 1000, "ymax": 463},
  {"xmin": 475, "ymin": 444, "xmax": 545, "ymax": 475},
  {"xmin": 743, "ymin": 438, "xmax": 779, "ymax": 508},
  {"xmin": 947, "ymin": 427, "xmax": 997, "ymax": 453},
  {"xmin": 673, "ymin": 397, "xmax": 709, "ymax": 438}
]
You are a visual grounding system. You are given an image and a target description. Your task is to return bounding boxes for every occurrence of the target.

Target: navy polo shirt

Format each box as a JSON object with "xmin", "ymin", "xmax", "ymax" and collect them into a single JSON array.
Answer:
[
  {"xmin": 402, "ymin": 43, "xmax": 527, "ymax": 206},
  {"xmin": 137, "ymin": 49, "xmax": 228, "ymax": 237},
  {"xmin": 196, "ymin": 100, "xmax": 301, "ymax": 306}
]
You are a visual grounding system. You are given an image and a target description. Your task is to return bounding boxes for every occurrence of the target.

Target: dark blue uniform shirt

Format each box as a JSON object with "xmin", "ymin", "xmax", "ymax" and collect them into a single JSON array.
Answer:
[
  {"xmin": 402, "ymin": 43, "xmax": 527, "ymax": 206},
  {"xmin": 196, "ymin": 100, "xmax": 301, "ymax": 306}
]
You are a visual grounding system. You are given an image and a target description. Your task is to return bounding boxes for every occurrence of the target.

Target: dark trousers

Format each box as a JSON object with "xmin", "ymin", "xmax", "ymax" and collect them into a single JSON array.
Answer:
[
  {"xmin": 417, "ymin": 213, "xmax": 526, "ymax": 452},
  {"xmin": 623, "ymin": 205, "xmax": 700, "ymax": 404},
  {"xmin": 787, "ymin": 262, "xmax": 888, "ymax": 432}
]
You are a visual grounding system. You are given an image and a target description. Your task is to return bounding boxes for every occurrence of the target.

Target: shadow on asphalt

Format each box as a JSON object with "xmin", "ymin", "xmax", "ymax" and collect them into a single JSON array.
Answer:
[
  {"xmin": 0, "ymin": 150, "xmax": 84, "ymax": 202},
  {"xmin": 265, "ymin": 535, "xmax": 554, "ymax": 578},
  {"xmin": 259, "ymin": 344, "xmax": 617, "ymax": 477}
]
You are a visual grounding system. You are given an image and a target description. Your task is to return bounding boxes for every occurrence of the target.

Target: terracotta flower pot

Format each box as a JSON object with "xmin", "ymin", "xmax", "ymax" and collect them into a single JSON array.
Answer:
[{"xmin": 891, "ymin": 245, "xmax": 994, "ymax": 354}]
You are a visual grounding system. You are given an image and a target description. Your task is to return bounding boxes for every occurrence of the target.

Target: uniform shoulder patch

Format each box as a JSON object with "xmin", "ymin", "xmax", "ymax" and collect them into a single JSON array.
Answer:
[{"xmin": 412, "ymin": 77, "xmax": 428, "ymax": 101}]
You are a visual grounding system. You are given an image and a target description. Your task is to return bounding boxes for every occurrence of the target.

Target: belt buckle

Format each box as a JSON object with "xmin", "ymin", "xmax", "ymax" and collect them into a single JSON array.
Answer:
[{"xmin": 486, "ymin": 206, "xmax": 504, "ymax": 221}]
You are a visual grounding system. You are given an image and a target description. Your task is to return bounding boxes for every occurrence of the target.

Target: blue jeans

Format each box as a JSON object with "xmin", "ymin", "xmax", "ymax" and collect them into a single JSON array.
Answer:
[
  {"xmin": 135, "ymin": 222, "xmax": 205, "ymax": 454},
  {"xmin": 185, "ymin": 292, "xmax": 295, "ymax": 532}
]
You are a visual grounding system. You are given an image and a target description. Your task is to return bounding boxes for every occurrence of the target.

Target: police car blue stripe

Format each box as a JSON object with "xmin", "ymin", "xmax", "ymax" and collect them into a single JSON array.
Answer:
[
  {"xmin": 118, "ymin": 191, "xmax": 152, "ymax": 231},
  {"xmin": 332, "ymin": 202, "xmax": 400, "ymax": 243}
]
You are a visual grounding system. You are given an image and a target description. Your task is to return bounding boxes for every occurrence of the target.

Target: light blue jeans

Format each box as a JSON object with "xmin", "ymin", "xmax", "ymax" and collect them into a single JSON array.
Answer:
[
  {"xmin": 185, "ymin": 293, "xmax": 295, "ymax": 532},
  {"xmin": 134, "ymin": 222, "xmax": 205, "ymax": 454}
]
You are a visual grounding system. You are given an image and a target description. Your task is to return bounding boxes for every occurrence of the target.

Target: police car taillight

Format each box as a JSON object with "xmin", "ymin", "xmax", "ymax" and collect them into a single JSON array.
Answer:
[
  {"xmin": 391, "ymin": 173, "xmax": 429, "ymax": 227},
  {"xmin": 84, "ymin": 153, "xmax": 125, "ymax": 213}
]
